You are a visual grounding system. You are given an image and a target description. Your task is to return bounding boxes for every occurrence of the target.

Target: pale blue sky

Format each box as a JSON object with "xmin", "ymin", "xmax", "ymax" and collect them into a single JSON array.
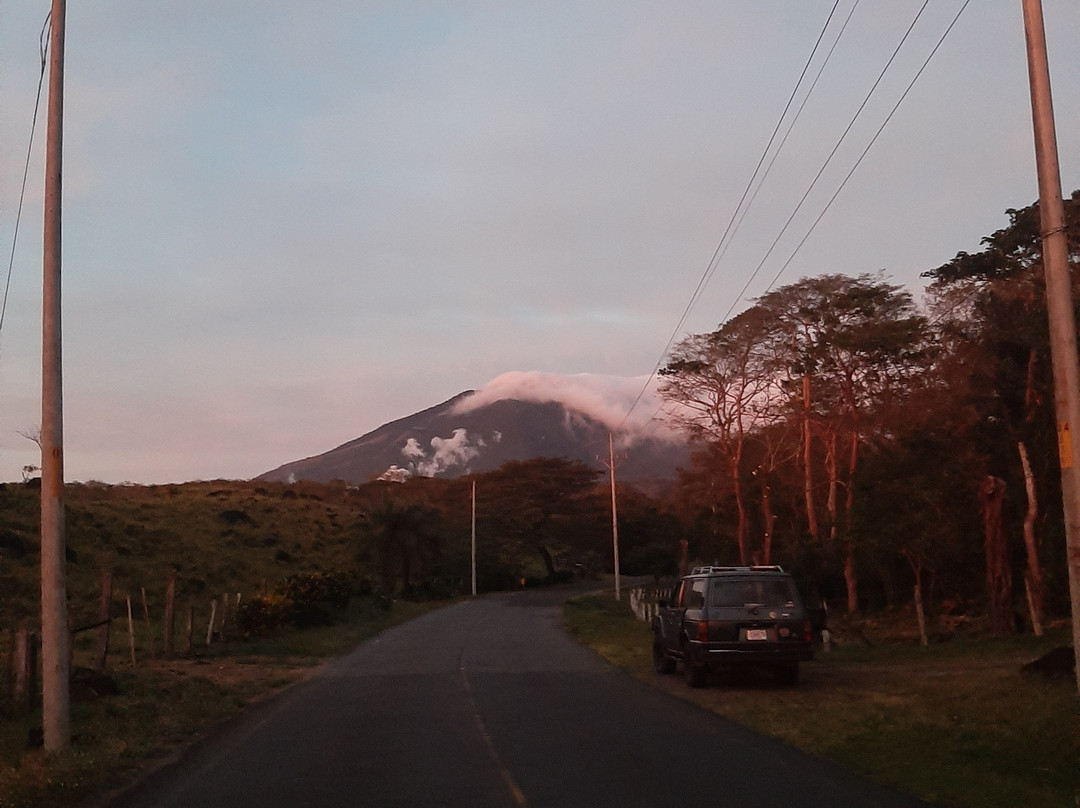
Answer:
[{"xmin": 1, "ymin": 1, "xmax": 1078, "ymax": 483}]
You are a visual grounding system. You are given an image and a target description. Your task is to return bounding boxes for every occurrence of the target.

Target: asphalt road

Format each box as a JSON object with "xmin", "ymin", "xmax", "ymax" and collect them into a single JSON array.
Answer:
[{"xmin": 106, "ymin": 586, "xmax": 931, "ymax": 808}]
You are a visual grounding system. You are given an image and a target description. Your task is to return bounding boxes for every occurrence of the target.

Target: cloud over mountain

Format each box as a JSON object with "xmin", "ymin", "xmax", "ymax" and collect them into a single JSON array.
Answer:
[{"xmin": 452, "ymin": 371, "xmax": 680, "ymax": 445}]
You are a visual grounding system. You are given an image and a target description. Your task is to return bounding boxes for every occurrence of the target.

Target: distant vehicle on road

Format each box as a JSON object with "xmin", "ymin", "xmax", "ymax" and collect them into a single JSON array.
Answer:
[{"xmin": 652, "ymin": 566, "xmax": 815, "ymax": 687}]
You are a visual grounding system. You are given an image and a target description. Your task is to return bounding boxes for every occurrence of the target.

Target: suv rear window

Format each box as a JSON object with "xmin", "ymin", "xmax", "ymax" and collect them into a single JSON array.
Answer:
[
  {"xmin": 684, "ymin": 579, "xmax": 706, "ymax": 609},
  {"xmin": 709, "ymin": 579, "xmax": 796, "ymax": 608}
]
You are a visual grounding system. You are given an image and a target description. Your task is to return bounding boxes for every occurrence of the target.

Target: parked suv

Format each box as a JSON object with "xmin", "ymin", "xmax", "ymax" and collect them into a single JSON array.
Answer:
[{"xmin": 651, "ymin": 566, "xmax": 814, "ymax": 687}]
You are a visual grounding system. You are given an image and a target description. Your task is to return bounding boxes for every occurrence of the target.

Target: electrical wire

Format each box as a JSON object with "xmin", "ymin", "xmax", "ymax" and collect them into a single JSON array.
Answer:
[
  {"xmin": 715, "ymin": 1, "xmax": 862, "ymax": 306},
  {"xmin": 0, "ymin": 14, "xmax": 51, "ymax": 340},
  {"xmin": 719, "ymin": 0, "xmax": 935, "ymax": 325},
  {"xmin": 758, "ymin": 0, "xmax": 973, "ymax": 298},
  {"xmin": 622, "ymin": 0, "xmax": 972, "ymax": 433},
  {"xmin": 618, "ymin": 0, "xmax": 847, "ymax": 431}
]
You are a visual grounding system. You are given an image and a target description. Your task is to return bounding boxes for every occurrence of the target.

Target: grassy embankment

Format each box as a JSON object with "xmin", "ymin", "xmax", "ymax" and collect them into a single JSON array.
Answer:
[
  {"xmin": 0, "ymin": 598, "xmax": 441, "ymax": 808},
  {"xmin": 0, "ymin": 479, "xmax": 452, "ymax": 808},
  {"xmin": 563, "ymin": 594, "xmax": 1078, "ymax": 808}
]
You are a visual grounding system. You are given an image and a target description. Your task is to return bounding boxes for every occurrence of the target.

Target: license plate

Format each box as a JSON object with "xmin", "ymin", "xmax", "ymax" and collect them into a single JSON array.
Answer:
[{"xmin": 746, "ymin": 629, "xmax": 768, "ymax": 641}]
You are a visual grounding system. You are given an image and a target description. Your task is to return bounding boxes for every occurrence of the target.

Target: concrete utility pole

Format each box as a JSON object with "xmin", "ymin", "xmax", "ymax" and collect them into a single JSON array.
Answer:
[
  {"xmin": 41, "ymin": 0, "xmax": 70, "ymax": 751},
  {"xmin": 1021, "ymin": 0, "xmax": 1080, "ymax": 695}
]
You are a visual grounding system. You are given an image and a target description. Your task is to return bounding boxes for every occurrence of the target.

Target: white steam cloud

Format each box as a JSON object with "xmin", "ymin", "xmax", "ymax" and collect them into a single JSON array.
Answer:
[{"xmin": 401, "ymin": 428, "xmax": 485, "ymax": 477}]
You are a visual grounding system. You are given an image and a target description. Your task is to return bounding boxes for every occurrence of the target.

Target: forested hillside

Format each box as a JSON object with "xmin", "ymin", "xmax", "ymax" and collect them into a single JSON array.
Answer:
[{"xmin": 0, "ymin": 459, "xmax": 680, "ymax": 636}]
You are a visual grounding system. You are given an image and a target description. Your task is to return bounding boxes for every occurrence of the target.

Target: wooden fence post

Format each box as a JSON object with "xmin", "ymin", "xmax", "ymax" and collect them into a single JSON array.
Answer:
[
  {"xmin": 141, "ymin": 587, "xmax": 155, "ymax": 658},
  {"xmin": 13, "ymin": 628, "xmax": 30, "ymax": 707},
  {"xmin": 163, "ymin": 570, "xmax": 176, "ymax": 658},
  {"xmin": 126, "ymin": 596, "xmax": 136, "ymax": 666},
  {"xmin": 219, "ymin": 593, "xmax": 230, "ymax": 642},
  {"xmin": 95, "ymin": 570, "xmax": 113, "ymax": 672},
  {"xmin": 206, "ymin": 599, "xmax": 217, "ymax": 646}
]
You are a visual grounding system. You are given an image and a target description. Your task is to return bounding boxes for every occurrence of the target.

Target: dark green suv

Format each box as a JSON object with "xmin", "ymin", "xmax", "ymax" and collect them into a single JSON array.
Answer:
[{"xmin": 651, "ymin": 566, "xmax": 814, "ymax": 687}]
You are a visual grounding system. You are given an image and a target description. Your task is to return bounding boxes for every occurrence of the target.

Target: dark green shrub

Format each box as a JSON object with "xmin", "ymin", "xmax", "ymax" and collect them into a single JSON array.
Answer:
[
  {"xmin": 238, "ymin": 592, "xmax": 293, "ymax": 636},
  {"xmin": 238, "ymin": 571, "xmax": 358, "ymax": 636}
]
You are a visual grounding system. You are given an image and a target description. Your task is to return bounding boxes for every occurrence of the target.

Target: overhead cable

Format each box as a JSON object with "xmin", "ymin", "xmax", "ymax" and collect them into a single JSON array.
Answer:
[
  {"xmin": 1, "ymin": 14, "xmax": 51, "ymax": 340},
  {"xmin": 618, "ymin": 0, "xmax": 847, "ymax": 431},
  {"xmin": 758, "ymin": 0, "xmax": 973, "ymax": 298},
  {"xmin": 717, "ymin": 0, "xmax": 936, "ymax": 326}
]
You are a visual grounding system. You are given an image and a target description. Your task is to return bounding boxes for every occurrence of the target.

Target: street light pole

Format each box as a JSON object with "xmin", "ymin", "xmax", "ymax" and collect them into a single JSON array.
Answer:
[
  {"xmin": 41, "ymin": 0, "xmax": 70, "ymax": 751},
  {"xmin": 1021, "ymin": 0, "xmax": 1080, "ymax": 695}
]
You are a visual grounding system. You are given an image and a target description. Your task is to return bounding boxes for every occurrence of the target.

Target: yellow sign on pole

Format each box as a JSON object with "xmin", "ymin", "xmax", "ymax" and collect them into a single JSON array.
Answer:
[{"xmin": 1059, "ymin": 421, "xmax": 1074, "ymax": 469}]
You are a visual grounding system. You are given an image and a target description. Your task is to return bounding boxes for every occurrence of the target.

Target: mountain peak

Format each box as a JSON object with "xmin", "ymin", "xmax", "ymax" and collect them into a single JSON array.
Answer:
[{"xmin": 256, "ymin": 373, "xmax": 687, "ymax": 484}]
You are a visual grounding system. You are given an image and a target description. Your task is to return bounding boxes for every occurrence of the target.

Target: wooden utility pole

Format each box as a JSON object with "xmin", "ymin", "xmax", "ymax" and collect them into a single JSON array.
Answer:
[
  {"xmin": 606, "ymin": 433, "xmax": 622, "ymax": 600},
  {"xmin": 41, "ymin": 0, "xmax": 70, "ymax": 752},
  {"xmin": 1021, "ymin": 0, "xmax": 1080, "ymax": 694},
  {"xmin": 470, "ymin": 481, "xmax": 477, "ymax": 596}
]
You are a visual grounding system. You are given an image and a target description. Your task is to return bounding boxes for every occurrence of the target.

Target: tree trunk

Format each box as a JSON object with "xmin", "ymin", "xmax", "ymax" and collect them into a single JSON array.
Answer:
[
  {"xmin": 731, "ymin": 415, "xmax": 749, "ymax": 565},
  {"xmin": 980, "ymin": 476, "xmax": 1014, "ymax": 634},
  {"xmin": 759, "ymin": 480, "xmax": 775, "ymax": 566},
  {"xmin": 842, "ymin": 424, "xmax": 859, "ymax": 614},
  {"xmin": 536, "ymin": 544, "xmax": 556, "ymax": 581},
  {"xmin": 733, "ymin": 467, "xmax": 748, "ymax": 566},
  {"xmin": 843, "ymin": 548, "xmax": 858, "ymax": 614},
  {"xmin": 909, "ymin": 555, "xmax": 929, "ymax": 647},
  {"xmin": 845, "ymin": 425, "xmax": 858, "ymax": 534},
  {"xmin": 802, "ymin": 374, "xmax": 820, "ymax": 543},
  {"xmin": 826, "ymin": 430, "xmax": 839, "ymax": 542},
  {"xmin": 1017, "ymin": 442, "xmax": 1044, "ymax": 635}
]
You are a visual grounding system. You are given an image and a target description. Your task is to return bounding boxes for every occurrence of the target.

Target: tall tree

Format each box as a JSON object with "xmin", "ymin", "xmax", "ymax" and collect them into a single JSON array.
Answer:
[
  {"xmin": 751, "ymin": 274, "xmax": 932, "ymax": 613},
  {"xmin": 660, "ymin": 306, "xmax": 779, "ymax": 565},
  {"xmin": 661, "ymin": 273, "xmax": 931, "ymax": 608},
  {"xmin": 924, "ymin": 191, "xmax": 1080, "ymax": 631}
]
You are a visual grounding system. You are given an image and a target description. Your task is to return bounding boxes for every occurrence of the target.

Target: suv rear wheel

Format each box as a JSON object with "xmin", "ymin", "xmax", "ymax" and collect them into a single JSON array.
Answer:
[
  {"xmin": 683, "ymin": 651, "xmax": 707, "ymax": 688},
  {"xmin": 652, "ymin": 638, "xmax": 676, "ymax": 675}
]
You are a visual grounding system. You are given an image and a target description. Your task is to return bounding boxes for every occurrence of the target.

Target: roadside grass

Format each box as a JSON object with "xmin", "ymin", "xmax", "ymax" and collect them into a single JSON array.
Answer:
[
  {"xmin": 563, "ymin": 593, "xmax": 1078, "ymax": 808},
  {"xmin": 0, "ymin": 598, "xmax": 443, "ymax": 808}
]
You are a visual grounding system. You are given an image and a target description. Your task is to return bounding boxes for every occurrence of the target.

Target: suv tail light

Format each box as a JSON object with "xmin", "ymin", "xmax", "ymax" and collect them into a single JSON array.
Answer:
[
  {"xmin": 803, "ymin": 620, "xmax": 813, "ymax": 643},
  {"xmin": 697, "ymin": 620, "xmax": 710, "ymax": 643}
]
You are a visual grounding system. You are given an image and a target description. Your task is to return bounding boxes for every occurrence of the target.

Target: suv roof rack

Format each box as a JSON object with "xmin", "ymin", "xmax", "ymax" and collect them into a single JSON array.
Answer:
[{"xmin": 688, "ymin": 565, "xmax": 786, "ymax": 575}]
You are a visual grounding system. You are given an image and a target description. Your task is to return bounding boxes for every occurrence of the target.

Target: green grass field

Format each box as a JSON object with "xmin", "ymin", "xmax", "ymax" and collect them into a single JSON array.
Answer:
[{"xmin": 563, "ymin": 594, "xmax": 1078, "ymax": 808}]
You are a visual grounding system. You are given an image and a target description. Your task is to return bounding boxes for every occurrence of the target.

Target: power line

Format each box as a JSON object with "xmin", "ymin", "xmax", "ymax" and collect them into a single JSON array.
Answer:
[
  {"xmin": 0, "ymin": 15, "xmax": 52, "ymax": 340},
  {"xmin": 619, "ymin": 1, "xmax": 847, "ymax": 430},
  {"xmin": 715, "ymin": 0, "xmax": 863, "ymax": 307},
  {"xmin": 756, "ymin": 0, "xmax": 976, "ymax": 298},
  {"xmin": 623, "ymin": 0, "xmax": 972, "ymax": 434},
  {"xmin": 720, "ymin": 0, "xmax": 936, "ymax": 323}
]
